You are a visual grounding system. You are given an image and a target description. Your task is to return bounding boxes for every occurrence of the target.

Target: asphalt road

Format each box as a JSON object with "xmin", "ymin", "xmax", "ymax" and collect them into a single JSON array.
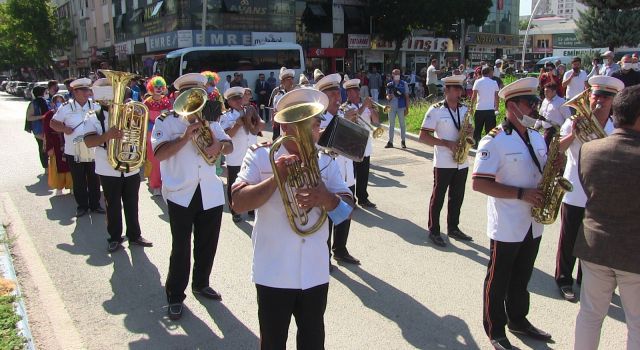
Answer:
[{"xmin": 0, "ymin": 93, "xmax": 627, "ymax": 350}]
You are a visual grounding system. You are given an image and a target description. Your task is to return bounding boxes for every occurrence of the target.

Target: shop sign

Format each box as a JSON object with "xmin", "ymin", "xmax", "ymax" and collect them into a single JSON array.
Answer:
[
  {"xmin": 194, "ymin": 30, "xmax": 252, "ymax": 46},
  {"xmin": 251, "ymin": 32, "xmax": 296, "ymax": 45},
  {"xmin": 468, "ymin": 33, "xmax": 516, "ymax": 46},
  {"xmin": 308, "ymin": 48, "xmax": 347, "ymax": 58},
  {"xmin": 553, "ymin": 48, "xmax": 606, "ymax": 57},
  {"xmin": 372, "ymin": 36, "xmax": 452, "ymax": 52},
  {"xmin": 553, "ymin": 33, "xmax": 587, "ymax": 48},
  {"xmin": 347, "ymin": 34, "xmax": 370, "ymax": 49},
  {"xmin": 224, "ymin": 0, "xmax": 268, "ymax": 15},
  {"xmin": 115, "ymin": 41, "xmax": 133, "ymax": 56}
]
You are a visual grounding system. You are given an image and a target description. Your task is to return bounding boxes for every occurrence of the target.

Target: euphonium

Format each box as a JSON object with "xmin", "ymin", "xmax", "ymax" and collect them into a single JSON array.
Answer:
[
  {"xmin": 100, "ymin": 70, "xmax": 149, "ymax": 172},
  {"xmin": 452, "ymin": 101, "xmax": 476, "ymax": 164},
  {"xmin": 563, "ymin": 89, "xmax": 606, "ymax": 143},
  {"xmin": 269, "ymin": 101, "xmax": 328, "ymax": 236},
  {"xmin": 532, "ymin": 124, "xmax": 573, "ymax": 224},
  {"xmin": 173, "ymin": 88, "xmax": 218, "ymax": 165}
]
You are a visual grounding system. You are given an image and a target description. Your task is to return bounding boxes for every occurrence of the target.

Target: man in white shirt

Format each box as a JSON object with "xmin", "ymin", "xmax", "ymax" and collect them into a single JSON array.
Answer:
[
  {"xmin": 50, "ymin": 78, "xmax": 104, "ymax": 217},
  {"xmin": 473, "ymin": 78, "xmax": 554, "ymax": 350},
  {"xmin": 268, "ymin": 67, "xmax": 295, "ymax": 140},
  {"xmin": 151, "ymin": 73, "xmax": 233, "ymax": 321},
  {"xmin": 471, "ymin": 66, "xmax": 500, "ymax": 146},
  {"xmin": 426, "ymin": 58, "xmax": 442, "ymax": 98},
  {"xmin": 419, "ymin": 75, "xmax": 474, "ymax": 247},
  {"xmin": 562, "ymin": 57, "xmax": 589, "ymax": 100},
  {"xmin": 231, "ymin": 88, "xmax": 353, "ymax": 349},
  {"xmin": 536, "ymin": 82, "xmax": 572, "ymax": 145},
  {"xmin": 83, "ymin": 78, "xmax": 153, "ymax": 252},
  {"xmin": 554, "ymin": 75, "xmax": 624, "ymax": 303},
  {"xmin": 220, "ymin": 86, "xmax": 265, "ymax": 223}
]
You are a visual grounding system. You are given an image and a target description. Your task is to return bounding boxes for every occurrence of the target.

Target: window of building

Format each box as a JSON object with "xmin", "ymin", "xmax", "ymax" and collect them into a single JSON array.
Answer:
[
  {"xmin": 104, "ymin": 22, "xmax": 111, "ymax": 40},
  {"xmin": 183, "ymin": 49, "xmax": 302, "ymax": 73}
]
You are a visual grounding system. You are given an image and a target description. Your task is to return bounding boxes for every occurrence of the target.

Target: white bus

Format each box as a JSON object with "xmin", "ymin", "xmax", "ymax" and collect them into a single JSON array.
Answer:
[{"xmin": 161, "ymin": 43, "xmax": 305, "ymax": 91}]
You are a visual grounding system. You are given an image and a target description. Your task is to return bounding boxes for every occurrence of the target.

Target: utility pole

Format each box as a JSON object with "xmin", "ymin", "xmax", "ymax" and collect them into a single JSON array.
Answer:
[
  {"xmin": 201, "ymin": 0, "xmax": 207, "ymax": 46},
  {"xmin": 459, "ymin": 19, "xmax": 466, "ymax": 68},
  {"xmin": 522, "ymin": 0, "xmax": 543, "ymax": 71}
]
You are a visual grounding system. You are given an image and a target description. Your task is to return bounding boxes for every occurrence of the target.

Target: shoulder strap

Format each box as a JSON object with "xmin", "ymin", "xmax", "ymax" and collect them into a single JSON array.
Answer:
[{"xmin": 96, "ymin": 110, "xmax": 107, "ymax": 149}]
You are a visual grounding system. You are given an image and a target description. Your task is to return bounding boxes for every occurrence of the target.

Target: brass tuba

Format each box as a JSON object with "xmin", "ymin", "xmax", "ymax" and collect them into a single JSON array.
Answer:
[
  {"xmin": 532, "ymin": 123, "xmax": 573, "ymax": 224},
  {"xmin": 452, "ymin": 100, "xmax": 476, "ymax": 164},
  {"xmin": 100, "ymin": 70, "xmax": 149, "ymax": 172},
  {"xmin": 173, "ymin": 87, "xmax": 218, "ymax": 165},
  {"xmin": 270, "ymin": 102, "xmax": 328, "ymax": 236},
  {"xmin": 563, "ymin": 89, "xmax": 606, "ymax": 143}
]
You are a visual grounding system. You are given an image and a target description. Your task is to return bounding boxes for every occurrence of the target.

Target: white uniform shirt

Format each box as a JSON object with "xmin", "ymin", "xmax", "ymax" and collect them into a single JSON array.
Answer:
[
  {"xmin": 420, "ymin": 101, "xmax": 470, "ymax": 169},
  {"xmin": 219, "ymin": 109, "xmax": 252, "ymax": 166},
  {"xmin": 560, "ymin": 118, "xmax": 614, "ymax": 207},
  {"xmin": 52, "ymin": 100, "xmax": 101, "ymax": 156},
  {"xmin": 538, "ymin": 95, "xmax": 571, "ymax": 128},
  {"xmin": 321, "ymin": 112, "xmax": 355, "ymax": 186},
  {"xmin": 473, "ymin": 124, "xmax": 547, "ymax": 242},
  {"xmin": 150, "ymin": 113, "xmax": 231, "ymax": 209},
  {"xmin": 235, "ymin": 146, "xmax": 351, "ymax": 289},
  {"xmin": 83, "ymin": 111, "xmax": 139, "ymax": 177},
  {"xmin": 426, "ymin": 65, "xmax": 438, "ymax": 85},
  {"xmin": 562, "ymin": 70, "xmax": 588, "ymax": 99},
  {"xmin": 346, "ymin": 101, "xmax": 373, "ymax": 157},
  {"xmin": 472, "ymin": 77, "xmax": 500, "ymax": 111}
]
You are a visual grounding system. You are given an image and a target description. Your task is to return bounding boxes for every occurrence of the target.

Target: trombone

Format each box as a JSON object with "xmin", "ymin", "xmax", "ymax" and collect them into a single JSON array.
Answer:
[{"xmin": 357, "ymin": 115, "xmax": 384, "ymax": 139}]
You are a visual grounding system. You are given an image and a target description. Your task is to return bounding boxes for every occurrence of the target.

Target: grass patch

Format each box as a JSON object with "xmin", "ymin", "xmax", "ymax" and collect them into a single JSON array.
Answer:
[{"xmin": 0, "ymin": 277, "xmax": 25, "ymax": 350}]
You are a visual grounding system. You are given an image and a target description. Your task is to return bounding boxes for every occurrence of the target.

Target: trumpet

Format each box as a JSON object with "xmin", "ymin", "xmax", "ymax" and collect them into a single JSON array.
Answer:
[{"xmin": 372, "ymin": 100, "xmax": 390, "ymax": 113}]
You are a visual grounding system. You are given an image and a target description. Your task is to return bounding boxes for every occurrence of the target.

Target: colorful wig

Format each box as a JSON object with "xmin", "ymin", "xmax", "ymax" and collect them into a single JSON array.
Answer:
[
  {"xmin": 201, "ymin": 71, "xmax": 220, "ymax": 86},
  {"xmin": 146, "ymin": 76, "xmax": 167, "ymax": 93}
]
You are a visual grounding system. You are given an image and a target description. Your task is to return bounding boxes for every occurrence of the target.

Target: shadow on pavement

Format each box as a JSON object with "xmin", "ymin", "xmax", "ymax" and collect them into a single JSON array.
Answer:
[
  {"xmin": 353, "ymin": 207, "xmax": 426, "ymax": 246},
  {"xmin": 332, "ymin": 266, "xmax": 480, "ymax": 349},
  {"xmin": 24, "ymin": 174, "xmax": 51, "ymax": 197},
  {"xmin": 400, "ymin": 147, "xmax": 434, "ymax": 161},
  {"xmin": 56, "ymin": 213, "xmax": 111, "ymax": 267},
  {"xmin": 46, "ymin": 194, "xmax": 76, "ymax": 226},
  {"xmin": 369, "ymin": 163, "xmax": 405, "ymax": 177},
  {"xmin": 150, "ymin": 195, "xmax": 169, "ymax": 223}
]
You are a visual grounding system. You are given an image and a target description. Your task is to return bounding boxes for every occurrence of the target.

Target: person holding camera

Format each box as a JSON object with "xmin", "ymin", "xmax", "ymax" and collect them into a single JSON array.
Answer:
[
  {"xmin": 562, "ymin": 57, "xmax": 588, "ymax": 100},
  {"xmin": 385, "ymin": 68, "xmax": 410, "ymax": 149}
]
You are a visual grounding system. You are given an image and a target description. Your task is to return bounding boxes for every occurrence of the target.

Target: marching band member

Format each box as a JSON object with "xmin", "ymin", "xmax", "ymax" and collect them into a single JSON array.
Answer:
[
  {"xmin": 554, "ymin": 76, "xmax": 624, "ymax": 302},
  {"xmin": 313, "ymin": 68, "xmax": 325, "ymax": 84},
  {"xmin": 220, "ymin": 86, "xmax": 264, "ymax": 223},
  {"xmin": 144, "ymin": 76, "xmax": 172, "ymax": 196},
  {"xmin": 472, "ymin": 78, "xmax": 553, "ymax": 350},
  {"xmin": 49, "ymin": 78, "xmax": 103, "ymax": 217},
  {"xmin": 83, "ymin": 78, "xmax": 153, "ymax": 252},
  {"xmin": 419, "ymin": 75, "xmax": 473, "ymax": 247},
  {"xmin": 231, "ymin": 88, "xmax": 354, "ymax": 349},
  {"xmin": 268, "ymin": 67, "xmax": 295, "ymax": 140},
  {"xmin": 343, "ymin": 77, "xmax": 378, "ymax": 209},
  {"xmin": 151, "ymin": 73, "xmax": 233, "ymax": 320},
  {"xmin": 317, "ymin": 73, "xmax": 360, "ymax": 265}
]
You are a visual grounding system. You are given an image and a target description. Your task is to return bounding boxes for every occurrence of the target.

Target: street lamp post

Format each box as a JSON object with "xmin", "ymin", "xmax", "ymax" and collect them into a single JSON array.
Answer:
[
  {"xmin": 522, "ymin": 0, "xmax": 544, "ymax": 71},
  {"xmin": 201, "ymin": 0, "xmax": 207, "ymax": 46}
]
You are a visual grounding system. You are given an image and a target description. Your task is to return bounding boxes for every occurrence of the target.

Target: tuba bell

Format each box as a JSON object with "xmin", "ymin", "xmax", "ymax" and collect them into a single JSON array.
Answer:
[
  {"xmin": 100, "ymin": 70, "xmax": 149, "ymax": 172},
  {"xmin": 563, "ymin": 89, "xmax": 606, "ymax": 143},
  {"xmin": 270, "ymin": 101, "xmax": 328, "ymax": 236},
  {"xmin": 173, "ymin": 87, "xmax": 219, "ymax": 165}
]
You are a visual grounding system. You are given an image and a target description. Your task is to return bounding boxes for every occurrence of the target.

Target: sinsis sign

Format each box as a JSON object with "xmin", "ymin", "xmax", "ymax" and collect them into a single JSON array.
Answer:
[{"xmin": 373, "ymin": 37, "xmax": 451, "ymax": 52}]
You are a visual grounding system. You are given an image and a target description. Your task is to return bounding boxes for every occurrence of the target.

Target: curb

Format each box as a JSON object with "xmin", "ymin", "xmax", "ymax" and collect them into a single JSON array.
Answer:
[
  {"xmin": 379, "ymin": 123, "xmax": 478, "ymax": 158},
  {"xmin": 0, "ymin": 220, "xmax": 36, "ymax": 350}
]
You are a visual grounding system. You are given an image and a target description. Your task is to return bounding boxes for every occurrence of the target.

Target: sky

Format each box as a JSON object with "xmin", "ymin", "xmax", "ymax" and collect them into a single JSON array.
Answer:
[{"xmin": 520, "ymin": 0, "xmax": 532, "ymax": 16}]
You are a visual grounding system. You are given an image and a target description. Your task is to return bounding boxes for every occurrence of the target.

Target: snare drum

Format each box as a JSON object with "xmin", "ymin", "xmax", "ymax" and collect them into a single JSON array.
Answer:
[{"xmin": 73, "ymin": 136, "xmax": 94, "ymax": 162}]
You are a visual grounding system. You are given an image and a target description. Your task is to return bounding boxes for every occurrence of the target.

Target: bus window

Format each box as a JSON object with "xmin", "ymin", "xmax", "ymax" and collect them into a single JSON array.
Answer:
[{"xmin": 162, "ymin": 56, "xmax": 181, "ymax": 84}]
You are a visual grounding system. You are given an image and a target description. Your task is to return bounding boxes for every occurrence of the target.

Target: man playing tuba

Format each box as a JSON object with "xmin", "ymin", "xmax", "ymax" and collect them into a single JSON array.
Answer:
[{"xmin": 231, "ymin": 88, "xmax": 354, "ymax": 349}]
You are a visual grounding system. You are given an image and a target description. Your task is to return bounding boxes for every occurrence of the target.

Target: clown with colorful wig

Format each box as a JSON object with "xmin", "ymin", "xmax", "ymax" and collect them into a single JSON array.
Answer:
[
  {"xmin": 143, "ymin": 76, "xmax": 172, "ymax": 196},
  {"xmin": 201, "ymin": 71, "xmax": 225, "ymax": 103}
]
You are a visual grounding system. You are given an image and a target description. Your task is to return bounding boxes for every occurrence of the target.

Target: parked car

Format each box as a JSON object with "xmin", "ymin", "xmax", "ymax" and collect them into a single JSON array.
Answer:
[
  {"xmin": 6, "ymin": 81, "xmax": 17, "ymax": 94},
  {"xmin": 24, "ymin": 81, "xmax": 48, "ymax": 100},
  {"xmin": 14, "ymin": 82, "xmax": 29, "ymax": 97},
  {"xmin": 0, "ymin": 81, "xmax": 8, "ymax": 92}
]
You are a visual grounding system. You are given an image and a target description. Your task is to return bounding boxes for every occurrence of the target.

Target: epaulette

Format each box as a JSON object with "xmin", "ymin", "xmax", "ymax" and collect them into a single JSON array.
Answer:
[
  {"xmin": 433, "ymin": 100, "xmax": 445, "ymax": 108},
  {"xmin": 488, "ymin": 127, "xmax": 502, "ymax": 138},
  {"xmin": 157, "ymin": 110, "xmax": 174, "ymax": 121},
  {"xmin": 249, "ymin": 141, "xmax": 272, "ymax": 152}
]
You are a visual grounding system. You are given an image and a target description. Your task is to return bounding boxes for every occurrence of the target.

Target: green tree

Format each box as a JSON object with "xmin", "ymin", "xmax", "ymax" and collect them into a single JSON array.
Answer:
[
  {"xmin": 578, "ymin": 0, "xmax": 640, "ymax": 9},
  {"xmin": 0, "ymin": 0, "xmax": 73, "ymax": 71},
  {"xmin": 576, "ymin": 6, "xmax": 640, "ymax": 51}
]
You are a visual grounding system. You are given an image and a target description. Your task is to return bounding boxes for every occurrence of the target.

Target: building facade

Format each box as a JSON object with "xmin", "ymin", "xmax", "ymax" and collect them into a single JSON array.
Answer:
[
  {"xmin": 532, "ymin": 0, "xmax": 587, "ymax": 20},
  {"xmin": 466, "ymin": 0, "xmax": 520, "ymax": 66}
]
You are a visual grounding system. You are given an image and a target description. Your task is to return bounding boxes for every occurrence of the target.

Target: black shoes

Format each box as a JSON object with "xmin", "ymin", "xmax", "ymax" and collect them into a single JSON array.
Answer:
[
  {"xmin": 107, "ymin": 241, "xmax": 121, "ymax": 253},
  {"xmin": 91, "ymin": 207, "xmax": 106, "ymax": 214},
  {"xmin": 168, "ymin": 303, "xmax": 183, "ymax": 320},
  {"xmin": 401, "ymin": 141, "xmax": 407, "ymax": 149},
  {"xmin": 130, "ymin": 237, "xmax": 153, "ymax": 247},
  {"xmin": 428, "ymin": 233, "xmax": 447, "ymax": 247},
  {"xmin": 384, "ymin": 142, "xmax": 393, "ymax": 148},
  {"xmin": 359, "ymin": 199, "xmax": 377, "ymax": 208},
  {"xmin": 490, "ymin": 337, "xmax": 513, "ymax": 350},
  {"xmin": 75, "ymin": 208, "xmax": 88, "ymax": 218},
  {"xmin": 192, "ymin": 286, "xmax": 222, "ymax": 301},
  {"xmin": 334, "ymin": 253, "xmax": 360, "ymax": 265},
  {"xmin": 559, "ymin": 285, "xmax": 577, "ymax": 302},
  {"xmin": 508, "ymin": 322, "xmax": 552, "ymax": 341},
  {"xmin": 232, "ymin": 214, "xmax": 242, "ymax": 223},
  {"xmin": 448, "ymin": 229, "xmax": 473, "ymax": 241}
]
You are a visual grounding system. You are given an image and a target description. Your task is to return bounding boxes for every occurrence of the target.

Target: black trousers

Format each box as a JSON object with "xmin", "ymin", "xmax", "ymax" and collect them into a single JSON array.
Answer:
[
  {"xmin": 428, "ymin": 167, "xmax": 468, "ymax": 235},
  {"xmin": 353, "ymin": 156, "xmax": 371, "ymax": 203},
  {"xmin": 256, "ymin": 283, "xmax": 328, "ymax": 350},
  {"xmin": 555, "ymin": 203, "xmax": 584, "ymax": 287},
  {"xmin": 65, "ymin": 154, "xmax": 101, "ymax": 211},
  {"xmin": 328, "ymin": 185, "xmax": 354, "ymax": 256},
  {"xmin": 272, "ymin": 123, "xmax": 281, "ymax": 141},
  {"xmin": 226, "ymin": 165, "xmax": 241, "ymax": 216},
  {"xmin": 100, "ymin": 174, "xmax": 141, "ymax": 243},
  {"xmin": 166, "ymin": 186, "xmax": 223, "ymax": 303},
  {"xmin": 35, "ymin": 137, "xmax": 48, "ymax": 169},
  {"xmin": 483, "ymin": 227, "xmax": 541, "ymax": 339},
  {"xmin": 473, "ymin": 110, "xmax": 497, "ymax": 146}
]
